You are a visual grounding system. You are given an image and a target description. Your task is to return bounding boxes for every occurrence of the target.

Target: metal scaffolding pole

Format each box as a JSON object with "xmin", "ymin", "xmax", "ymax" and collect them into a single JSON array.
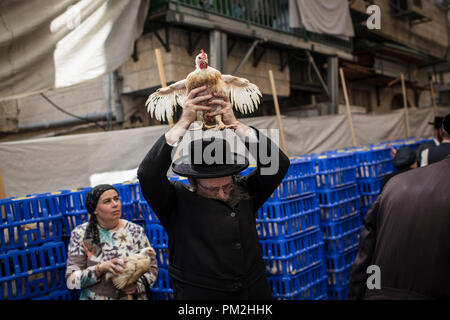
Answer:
[{"xmin": 327, "ymin": 55, "xmax": 339, "ymax": 115}]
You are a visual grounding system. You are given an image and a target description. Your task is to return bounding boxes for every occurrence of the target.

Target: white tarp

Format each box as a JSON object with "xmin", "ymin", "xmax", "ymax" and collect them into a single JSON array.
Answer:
[
  {"xmin": 1, "ymin": 106, "xmax": 448, "ymax": 198},
  {"xmin": 0, "ymin": 0, "xmax": 149, "ymax": 102},
  {"xmin": 289, "ymin": 0, "xmax": 355, "ymax": 38}
]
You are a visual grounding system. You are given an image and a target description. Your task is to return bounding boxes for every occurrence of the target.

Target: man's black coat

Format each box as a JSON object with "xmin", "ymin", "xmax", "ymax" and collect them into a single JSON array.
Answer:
[
  {"xmin": 348, "ymin": 156, "xmax": 450, "ymax": 299},
  {"xmin": 138, "ymin": 129, "xmax": 289, "ymax": 297}
]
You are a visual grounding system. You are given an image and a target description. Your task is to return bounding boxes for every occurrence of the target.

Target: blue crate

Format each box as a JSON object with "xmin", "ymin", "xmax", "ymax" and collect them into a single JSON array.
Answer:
[
  {"xmin": 357, "ymin": 178, "xmax": 383, "ymax": 194},
  {"xmin": 145, "ymin": 223, "xmax": 168, "ymax": 247},
  {"xmin": 256, "ymin": 194, "xmax": 320, "ymax": 238},
  {"xmin": 354, "ymin": 147, "xmax": 392, "ymax": 164},
  {"xmin": 169, "ymin": 175, "xmax": 190, "ymax": 185},
  {"xmin": 139, "ymin": 199, "xmax": 160, "ymax": 224},
  {"xmin": 151, "ymin": 291, "xmax": 174, "ymax": 300},
  {"xmin": 267, "ymin": 174, "xmax": 316, "ymax": 202},
  {"xmin": 325, "ymin": 246, "xmax": 358, "ymax": 271},
  {"xmin": 356, "ymin": 160, "xmax": 393, "ymax": 179},
  {"xmin": 154, "ymin": 247, "xmax": 169, "ymax": 269},
  {"xmin": 151, "ymin": 268, "xmax": 173, "ymax": 300},
  {"xmin": 268, "ymin": 264, "xmax": 327, "ymax": 300},
  {"xmin": 319, "ymin": 197, "xmax": 360, "ymax": 223},
  {"xmin": 264, "ymin": 241, "xmax": 324, "ymax": 276},
  {"xmin": 260, "ymin": 227, "xmax": 323, "ymax": 260},
  {"xmin": 315, "ymin": 167, "xmax": 357, "ymax": 189},
  {"xmin": 316, "ymin": 183, "xmax": 359, "ymax": 206},
  {"xmin": 113, "ymin": 183, "xmax": 146, "ymax": 226},
  {"xmin": 327, "ymin": 265, "xmax": 353, "ymax": 287},
  {"xmin": 286, "ymin": 157, "xmax": 315, "ymax": 179},
  {"xmin": 0, "ymin": 241, "xmax": 67, "ymax": 300},
  {"xmin": 0, "ymin": 195, "xmax": 63, "ymax": 252},
  {"xmin": 256, "ymin": 208, "xmax": 320, "ymax": 239},
  {"xmin": 304, "ymin": 278, "xmax": 328, "ymax": 300},
  {"xmin": 58, "ymin": 189, "xmax": 90, "ymax": 237},
  {"xmin": 32, "ymin": 289, "xmax": 72, "ymax": 300},
  {"xmin": 321, "ymin": 213, "xmax": 362, "ymax": 238},
  {"xmin": 360, "ymin": 192, "xmax": 379, "ymax": 209},
  {"xmin": 145, "ymin": 223, "xmax": 169, "ymax": 268},
  {"xmin": 113, "ymin": 184, "xmax": 135, "ymax": 216},
  {"xmin": 322, "ymin": 214, "xmax": 361, "ymax": 255},
  {"xmin": 257, "ymin": 193, "xmax": 319, "ymax": 221},
  {"xmin": 313, "ymin": 153, "xmax": 356, "ymax": 172},
  {"xmin": 328, "ymin": 284, "xmax": 348, "ymax": 300}
]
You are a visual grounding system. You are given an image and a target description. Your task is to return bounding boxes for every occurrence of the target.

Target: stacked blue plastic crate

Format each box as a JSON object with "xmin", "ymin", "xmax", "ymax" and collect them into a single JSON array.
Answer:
[
  {"xmin": 255, "ymin": 157, "xmax": 328, "ymax": 300},
  {"xmin": 139, "ymin": 178, "xmax": 174, "ymax": 300},
  {"xmin": 0, "ymin": 194, "xmax": 69, "ymax": 300},
  {"xmin": 312, "ymin": 152, "xmax": 362, "ymax": 300},
  {"xmin": 352, "ymin": 146, "xmax": 394, "ymax": 220}
]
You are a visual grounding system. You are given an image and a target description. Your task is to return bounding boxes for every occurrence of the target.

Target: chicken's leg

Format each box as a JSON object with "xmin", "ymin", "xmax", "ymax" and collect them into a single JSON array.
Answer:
[{"xmin": 213, "ymin": 115, "xmax": 236, "ymax": 130}]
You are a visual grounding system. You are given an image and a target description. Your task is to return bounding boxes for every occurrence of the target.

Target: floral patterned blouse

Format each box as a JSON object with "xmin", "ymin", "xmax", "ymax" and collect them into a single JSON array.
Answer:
[{"xmin": 65, "ymin": 220, "xmax": 158, "ymax": 300}]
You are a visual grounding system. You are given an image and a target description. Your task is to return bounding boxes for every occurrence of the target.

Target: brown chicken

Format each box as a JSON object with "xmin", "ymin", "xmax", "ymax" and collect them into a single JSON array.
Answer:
[{"xmin": 146, "ymin": 50, "xmax": 261, "ymax": 130}]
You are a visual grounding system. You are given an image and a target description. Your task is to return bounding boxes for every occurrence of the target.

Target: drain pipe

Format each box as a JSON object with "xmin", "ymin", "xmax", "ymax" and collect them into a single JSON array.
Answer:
[
  {"xmin": 18, "ymin": 113, "xmax": 115, "ymax": 132},
  {"xmin": 18, "ymin": 71, "xmax": 124, "ymax": 133},
  {"xmin": 112, "ymin": 70, "xmax": 124, "ymax": 123}
]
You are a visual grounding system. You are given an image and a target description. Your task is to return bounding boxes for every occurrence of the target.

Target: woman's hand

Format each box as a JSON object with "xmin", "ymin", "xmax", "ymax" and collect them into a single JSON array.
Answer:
[{"xmin": 96, "ymin": 258, "xmax": 126, "ymax": 277}]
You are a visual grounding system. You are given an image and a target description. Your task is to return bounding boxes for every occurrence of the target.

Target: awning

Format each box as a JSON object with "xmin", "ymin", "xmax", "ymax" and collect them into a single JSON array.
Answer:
[{"xmin": 0, "ymin": 0, "xmax": 149, "ymax": 102}]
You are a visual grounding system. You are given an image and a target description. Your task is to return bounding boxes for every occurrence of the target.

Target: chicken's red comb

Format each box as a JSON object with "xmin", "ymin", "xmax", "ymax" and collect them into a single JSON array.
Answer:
[{"xmin": 201, "ymin": 49, "xmax": 206, "ymax": 59}]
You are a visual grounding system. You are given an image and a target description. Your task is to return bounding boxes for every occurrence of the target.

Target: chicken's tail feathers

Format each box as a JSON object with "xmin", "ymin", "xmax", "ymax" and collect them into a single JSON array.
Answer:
[{"xmin": 112, "ymin": 276, "xmax": 128, "ymax": 290}]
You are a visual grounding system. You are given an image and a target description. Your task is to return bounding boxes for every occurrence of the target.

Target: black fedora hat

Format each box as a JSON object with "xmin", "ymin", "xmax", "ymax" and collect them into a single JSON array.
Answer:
[
  {"xmin": 172, "ymin": 137, "xmax": 249, "ymax": 178},
  {"xmin": 428, "ymin": 116, "xmax": 443, "ymax": 129}
]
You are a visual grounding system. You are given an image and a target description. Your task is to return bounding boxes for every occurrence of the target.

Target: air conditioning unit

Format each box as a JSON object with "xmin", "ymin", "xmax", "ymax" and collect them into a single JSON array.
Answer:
[{"xmin": 391, "ymin": 0, "xmax": 428, "ymax": 20}]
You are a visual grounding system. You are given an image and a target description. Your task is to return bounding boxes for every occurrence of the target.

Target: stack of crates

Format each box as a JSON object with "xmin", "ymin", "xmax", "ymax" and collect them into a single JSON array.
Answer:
[
  {"xmin": 113, "ymin": 182, "xmax": 147, "ymax": 227},
  {"xmin": 352, "ymin": 146, "xmax": 394, "ymax": 220},
  {"xmin": 255, "ymin": 157, "xmax": 328, "ymax": 300},
  {"xmin": 0, "ymin": 195, "xmax": 69, "ymax": 300},
  {"xmin": 58, "ymin": 188, "xmax": 90, "ymax": 249},
  {"xmin": 139, "ymin": 178, "xmax": 174, "ymax": 300},
  {"xmin": 312, "ymin": 152, "xmax": 362, "ymax": 300}
]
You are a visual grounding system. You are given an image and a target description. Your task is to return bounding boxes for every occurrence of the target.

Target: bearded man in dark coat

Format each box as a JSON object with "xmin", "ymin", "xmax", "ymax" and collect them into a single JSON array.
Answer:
[{"xmin": 138, "ymin": 85, "xmax": 289, "ymax": 300}]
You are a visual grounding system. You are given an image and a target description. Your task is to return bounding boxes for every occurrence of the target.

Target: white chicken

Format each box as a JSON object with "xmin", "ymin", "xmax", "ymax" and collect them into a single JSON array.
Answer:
[
  {"xmin": 146, "ymin": 50, "xmax": 262, "ymax": 130},
  {"xmin": 104, "ymin": 247, "xmax": 155, "ymax": 298}
]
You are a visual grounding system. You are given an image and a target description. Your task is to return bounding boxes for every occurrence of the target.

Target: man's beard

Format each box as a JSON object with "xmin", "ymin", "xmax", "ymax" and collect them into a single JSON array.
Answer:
[{"xmin": 190, "ymin": 175, "xmax": 250, "ymax": 207}]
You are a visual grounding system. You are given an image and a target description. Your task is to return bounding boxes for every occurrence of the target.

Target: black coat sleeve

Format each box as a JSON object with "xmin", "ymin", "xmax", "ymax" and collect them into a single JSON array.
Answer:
[
  {"xmin": 347, "ymin": 195, "xmax": 380, "ymax": 299},
  {"xmin": 243, "ymin": 128, "xmax": 290, "ymax": 210},
  {"xmin": 137, "ymin": 134, "xmax": 176, "ymax": 227}
]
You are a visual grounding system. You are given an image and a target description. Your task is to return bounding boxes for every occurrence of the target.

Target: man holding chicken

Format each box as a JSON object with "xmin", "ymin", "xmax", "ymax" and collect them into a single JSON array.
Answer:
[{"xmin": 138, "ymin": 86, "xmax": 289, "ymax": 300}]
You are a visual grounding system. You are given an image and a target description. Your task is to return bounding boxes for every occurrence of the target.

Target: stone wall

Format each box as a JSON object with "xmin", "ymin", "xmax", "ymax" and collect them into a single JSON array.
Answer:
[{"xmin": 120, "ymin": 27, "xmax": 290, "ymax": 97}]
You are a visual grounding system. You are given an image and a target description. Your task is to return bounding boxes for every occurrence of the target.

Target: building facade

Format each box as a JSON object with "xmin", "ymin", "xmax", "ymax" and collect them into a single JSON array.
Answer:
[{"xmin": 1, "ymin": 0, "xmax": 449, "ymax": 142}]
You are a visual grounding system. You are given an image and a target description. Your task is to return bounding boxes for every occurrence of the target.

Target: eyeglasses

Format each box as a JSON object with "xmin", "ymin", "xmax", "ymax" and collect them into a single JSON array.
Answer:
[{"xmin": 197, "ymin": 181, "xmax": 234, "ymax": 194}]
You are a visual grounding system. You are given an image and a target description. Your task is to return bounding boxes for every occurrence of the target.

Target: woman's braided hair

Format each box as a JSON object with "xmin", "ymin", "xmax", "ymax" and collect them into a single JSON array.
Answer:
[{"xmin": 83, "ymin": 184, "xmax": 118, "ymax": 248}]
